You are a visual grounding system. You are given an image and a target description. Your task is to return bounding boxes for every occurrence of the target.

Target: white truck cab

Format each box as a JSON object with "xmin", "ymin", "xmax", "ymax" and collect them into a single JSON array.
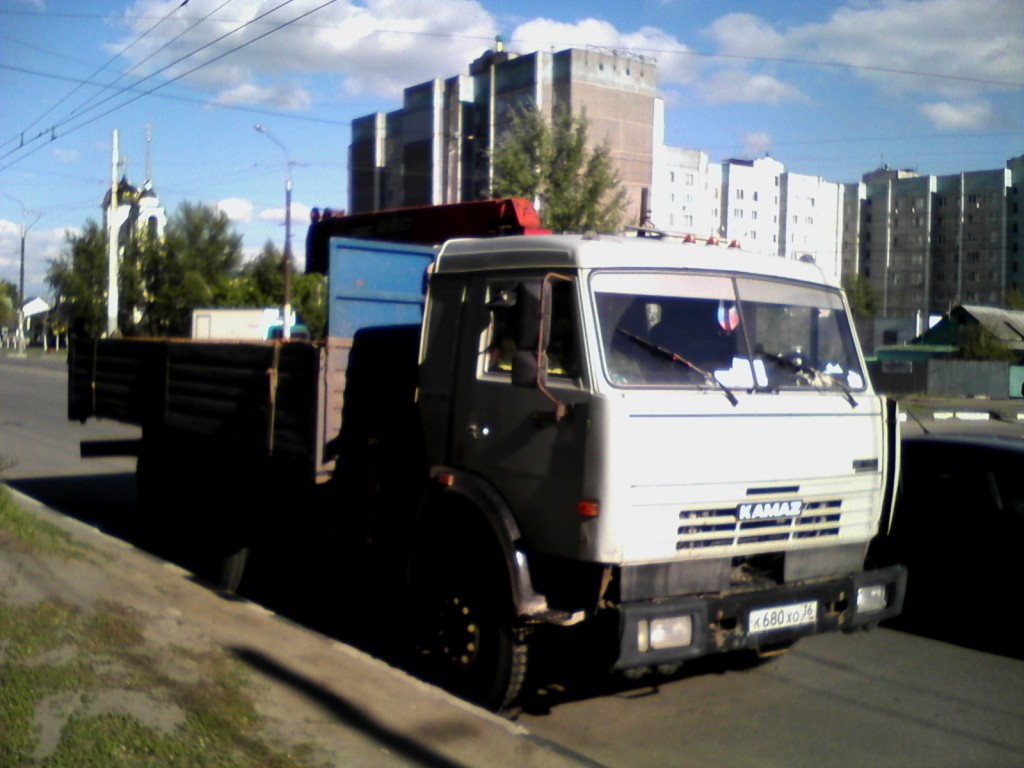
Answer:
[{"xmin": 414, "ymin": 234, "xmax": 904, "ymax": 705}]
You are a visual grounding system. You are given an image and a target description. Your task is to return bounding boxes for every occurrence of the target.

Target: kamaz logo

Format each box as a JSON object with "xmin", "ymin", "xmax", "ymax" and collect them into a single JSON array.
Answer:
[{"xmin": 737, "ymin": 500, "xmax": 804, "ymax": 521}]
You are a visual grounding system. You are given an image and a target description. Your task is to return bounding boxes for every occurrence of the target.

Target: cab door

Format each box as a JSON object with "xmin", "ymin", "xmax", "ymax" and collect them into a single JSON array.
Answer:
[{"xmin": 448, "ymin": 271, "xmax": 590, "ymax": 557}]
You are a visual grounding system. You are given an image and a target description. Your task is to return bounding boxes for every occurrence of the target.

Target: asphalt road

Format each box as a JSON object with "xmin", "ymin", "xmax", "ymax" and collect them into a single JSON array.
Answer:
[{"xmin": 3, "ymin": 352, "xmax": 1024, "ymax": 768}]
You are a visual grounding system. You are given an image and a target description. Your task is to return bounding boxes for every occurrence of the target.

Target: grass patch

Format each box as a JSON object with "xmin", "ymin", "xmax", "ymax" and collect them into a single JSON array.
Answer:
[
  {"xmin": 0, "ymin": 597, "xmax": 319, "ymax": 768},
  {"xmin": 0, "ymin": 491, "xmax": 319, "ymax": 767},
  {"xmin": 0, "ymin": 484, "xmax": 87, "ymax": 557}
]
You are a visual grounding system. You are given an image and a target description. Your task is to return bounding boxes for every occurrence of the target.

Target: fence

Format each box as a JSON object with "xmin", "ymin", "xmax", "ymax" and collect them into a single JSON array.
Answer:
[{"xmin": 868, "ymin": 358, "xmax": 1024, "ymax": 399}]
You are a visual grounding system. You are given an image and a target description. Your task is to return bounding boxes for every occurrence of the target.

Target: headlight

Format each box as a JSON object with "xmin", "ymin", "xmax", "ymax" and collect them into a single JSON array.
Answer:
[
  {"xmin": 856, "ymin": 584, "xmax": 888, "ymax": 614},
  {"xmin": 637, "ymin": 616, "xmax": 694, "ymax": 652}
]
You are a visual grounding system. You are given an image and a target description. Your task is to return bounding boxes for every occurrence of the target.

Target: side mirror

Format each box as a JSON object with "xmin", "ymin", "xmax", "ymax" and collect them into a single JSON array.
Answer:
[
  {"xmin": 512, "ymin": 275, "xmax": 571, "ymax": 423},
  {"xmin": 514, "ymin": 280, "xmax": 543, "ymax": 351},
  {"xmin": 512, "ymin": 349, "xmax": 541, "ymax": 388}
]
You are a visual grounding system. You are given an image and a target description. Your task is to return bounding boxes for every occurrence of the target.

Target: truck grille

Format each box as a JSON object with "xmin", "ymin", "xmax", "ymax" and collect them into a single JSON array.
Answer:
[{"xmin": 677, "ymin": 500, "xmax": 842, "ymax": 551}]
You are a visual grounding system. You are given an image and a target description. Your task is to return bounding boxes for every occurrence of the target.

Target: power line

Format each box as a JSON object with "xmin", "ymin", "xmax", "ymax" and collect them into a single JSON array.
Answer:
[
  {"xmin": 4, "ymin": 6, "xmax": 1021, "ymax": 90},
  {"xmin": 14, "ymin": 0, "xmax": 193, "ymax": 147},
  {"xmin": 0, "ymin": 0, "xmax": 342, "ymax": 172},
  {"xmin": 45, "ymin": 0, "xmax": 303, "ymax": 138}
]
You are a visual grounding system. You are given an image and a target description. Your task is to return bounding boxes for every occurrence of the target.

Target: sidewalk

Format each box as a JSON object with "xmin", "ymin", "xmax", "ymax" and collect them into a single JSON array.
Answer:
[
  {"xmin": 897, "ymin": 394, "xmax": 1024, "ymax": 424},
  {"xmin": 1, "ymin": 487, "xmax": 596, "ymax": 768}
]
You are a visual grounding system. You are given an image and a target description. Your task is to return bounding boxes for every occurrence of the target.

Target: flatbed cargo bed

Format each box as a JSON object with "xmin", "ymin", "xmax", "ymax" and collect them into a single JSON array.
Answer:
[{"xmin": 68, "ymin": 338, "xmax": 334, "ymax": 473}]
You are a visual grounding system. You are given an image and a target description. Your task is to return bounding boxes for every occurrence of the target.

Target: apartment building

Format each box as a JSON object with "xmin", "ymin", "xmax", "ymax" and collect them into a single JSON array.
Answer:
[
  {"xmin": 842, "ymin": 156, "xmax": 1024, "ymax": 323},
  {"xmin": 650, "ymin": 153, "xmax": 844, "ymax": 282},
  {"xmin": 348, "ymin": 45, "xmax": 1022, "ymax": 316},
  {"xmin": 349, "ymin": 43, "xmax": 659, "ymax": 224}
]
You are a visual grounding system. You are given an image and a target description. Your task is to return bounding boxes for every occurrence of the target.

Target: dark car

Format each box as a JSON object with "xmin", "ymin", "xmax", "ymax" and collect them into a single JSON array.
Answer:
[{"xmin": 875, "ymin": 433, "xmax": 1024, "ymax": 658}]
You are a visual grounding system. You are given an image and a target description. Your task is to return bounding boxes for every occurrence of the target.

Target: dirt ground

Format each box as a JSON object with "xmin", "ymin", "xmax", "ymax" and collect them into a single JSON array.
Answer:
[{"xmin": 0, "ymin": 488, "xmax": 592, "ymax": 768}]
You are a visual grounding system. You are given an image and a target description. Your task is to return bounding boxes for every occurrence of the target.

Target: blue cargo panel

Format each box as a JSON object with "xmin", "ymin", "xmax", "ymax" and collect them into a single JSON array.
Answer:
[{"xmin": 328, "ymin": 237, "xmax": 436, "ymax": 338}]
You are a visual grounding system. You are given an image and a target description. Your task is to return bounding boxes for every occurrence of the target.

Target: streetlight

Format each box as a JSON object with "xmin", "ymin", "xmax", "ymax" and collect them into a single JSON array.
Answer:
[
  {"xmin": 2, "ymin": 195, "xmax": 42, "ymax": 356},
  {"xmin": 254, "ymin": 123, "xmax": 293, "ymax": 340}
]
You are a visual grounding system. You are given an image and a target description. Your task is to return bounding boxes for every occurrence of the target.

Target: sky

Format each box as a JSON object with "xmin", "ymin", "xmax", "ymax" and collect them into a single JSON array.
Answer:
[{"xmin": 1, "ymin": 0, "xmax": 1022, "ymax": 300}]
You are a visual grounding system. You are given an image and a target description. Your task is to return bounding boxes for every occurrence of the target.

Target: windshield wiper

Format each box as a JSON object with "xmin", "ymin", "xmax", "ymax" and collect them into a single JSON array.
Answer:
[
  {"xmin": 756, "ymin": 350, "xmax": 858, "ymax": 408},
  {"xmin": 616, "ymin": 327, "xmax": 739, "ymax": 406}
]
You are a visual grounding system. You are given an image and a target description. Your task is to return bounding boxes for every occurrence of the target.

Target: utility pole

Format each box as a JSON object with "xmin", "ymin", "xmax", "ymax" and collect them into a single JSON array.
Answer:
[
  {"xmin": 255, "ymin": 124, "xmax": 293, "ymax": 339},
  {"xmin": 107, "ymin": 129, "xmax": 120, "ymax": 338},
  {"xmin": 2, "ymin": 194, "xmax": 42, "ymax": 356}
]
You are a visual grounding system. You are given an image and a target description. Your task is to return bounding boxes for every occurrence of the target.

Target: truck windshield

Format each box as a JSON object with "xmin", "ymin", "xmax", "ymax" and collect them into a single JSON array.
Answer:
[{"xmin": 592, "ymin": 271, "xmax": 865, "ymax": 393}]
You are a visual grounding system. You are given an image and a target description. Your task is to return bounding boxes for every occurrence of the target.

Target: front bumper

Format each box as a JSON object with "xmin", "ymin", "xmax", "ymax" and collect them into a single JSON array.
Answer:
[{"xmin": 615, "ymin": 565, "xmax": 907, "ymax": 670}]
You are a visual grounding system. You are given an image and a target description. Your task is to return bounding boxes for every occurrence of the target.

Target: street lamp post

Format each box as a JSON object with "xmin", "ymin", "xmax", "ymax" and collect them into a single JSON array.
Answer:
[
  {"xmin": 3, "ymin": 195, "xmax": 42, "ymax": 356},
  {"xmin": 254, "ymin": 123, "xmax": 293, "ymax": 340}
]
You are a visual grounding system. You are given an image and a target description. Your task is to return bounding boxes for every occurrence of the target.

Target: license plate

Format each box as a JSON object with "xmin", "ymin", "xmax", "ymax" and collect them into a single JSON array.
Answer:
[{"xmin": 749, "ymin": 601, "xmax": 818, "ymax": 634}]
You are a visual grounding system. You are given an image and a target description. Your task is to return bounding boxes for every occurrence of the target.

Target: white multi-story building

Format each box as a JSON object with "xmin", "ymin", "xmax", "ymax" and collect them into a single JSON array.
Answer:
[{"xmin": 650, "ymin": 153, "xmax": 844, "ymax": 282}]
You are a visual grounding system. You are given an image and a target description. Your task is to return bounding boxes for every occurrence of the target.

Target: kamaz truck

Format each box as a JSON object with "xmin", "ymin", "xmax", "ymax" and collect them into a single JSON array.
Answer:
[{"xmin": 69, "ymin": 217, "xmax": 906, "ymax": 711}]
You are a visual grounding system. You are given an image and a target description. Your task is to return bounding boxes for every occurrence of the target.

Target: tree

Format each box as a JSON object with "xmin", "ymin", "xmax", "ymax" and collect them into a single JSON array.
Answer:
[
  {"xmin": 492, "ymin": 106, "xmax": 628, "ymax": 233},
  {"xmin": 137, "ymin": 202, "xmax": 243, "ymax": 336},
  {"xmin": 47, "ymin": 202, "xmax": 243, "ymax": 338},
  {"xmin": 843, "ymin": 273, "xmax": 878, "ymax": 320},
  {"xmin": 47, "ymin": 221, "xmax": 114, "ymax": 337},
  {"xmin": 225, "ymin": 240, "xmax": 328, "ymax": 339},
  {"xmin": 960, "ymin": 324, "xmax": 1017, "ymax": 362},
  {"xmin": 0, "ymin": 279, "xmax": 16, "ymax": 330}
]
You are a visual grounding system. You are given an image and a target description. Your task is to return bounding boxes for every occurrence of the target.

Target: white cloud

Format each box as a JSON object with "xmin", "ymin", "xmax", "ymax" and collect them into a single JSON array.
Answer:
[
  {"xmin": 118, "ymin": 0, "xmax": 499, "ymax": 105},
  {"xmin": 743, "ymin": 132, "xmax": 773, "ymax": 156},
  {"xmin": 257, "ymin": 202, "xmax": 312, "ymax": 229},
  {"xmin": 696, "ymin": 70, "xmax": 806, "ymax": 105},
  {"xmin": 213, "ymin": 83, "xmax": 313, "ymax": 110},
  {"xmin": 691, "ymin": 1, "xmax": 1023, "ymax": 119},
  {"xmin": 704, "ymin": 13, "xmax": 789, "ymax": 60},
  {"xmin": 0, "ymin": 219, "xmax": 19, "ymax": 239},
  {"xmin": 723, "ymin": 0, "xmax": 1024, "ymax": 99},
  {"xmin": 218, "ymin": 197, "xmax": 254, "ymax": 222},
  {"xmin": 920, "ymin": 100, "xmax": 998, "ymax": 131},
  {"xmin": 53, "ymin": 148, "xmax": 78, "ymax": 164}
]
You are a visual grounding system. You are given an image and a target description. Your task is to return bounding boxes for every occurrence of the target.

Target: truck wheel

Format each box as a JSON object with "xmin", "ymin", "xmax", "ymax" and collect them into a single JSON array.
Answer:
[
  {"xmin": 217, "ymin": 546, "xmax": 250, "ymax": 594},
  {"xmin": 413, "ymin": 554, "xmax": 528, "ymax": 712}
]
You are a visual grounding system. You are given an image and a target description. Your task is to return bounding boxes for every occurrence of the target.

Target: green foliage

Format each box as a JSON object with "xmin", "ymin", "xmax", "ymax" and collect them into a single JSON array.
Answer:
[
  {"xmin": 223, "ymin": 241, "xmax": 328, "ymax": 339},
  {"xmin": 0, "ymin": 598, "xmax": 313, "ymax": 768},
  {"xmin": 843, "ymin": 273, "xmax": 878, "ymax": 319},
  {"xmin": 1006, "ymin": 287, "xmax": 1024, "ymax": 310},
  {"xmin": 46, "ymin": 221, "xmax": 111, "ymax": 337},
  {"xmin": 492, "ymin": 105, "xmax": 628, "ymax": 233},
  {"xmin": 138, "ymin": 202, "xmax": 243, "ymax": 336},
  {"xmin": 959, "ymin": 324, "xmax": 1017, "ymax": 362},
  {"xmin": 0, "ymin": 279, "xmax": 16, "ymax": 328},
  {"xmin": 47, "ymin": 203, "xmax": 243, "ymax": 338},
  {"xmin": 0, "ymin": 485, "xmax": 85, "ymax": 557},
  {"xmin": 43, "ymin": 202, "xmax": 331, "ymax": 339}
]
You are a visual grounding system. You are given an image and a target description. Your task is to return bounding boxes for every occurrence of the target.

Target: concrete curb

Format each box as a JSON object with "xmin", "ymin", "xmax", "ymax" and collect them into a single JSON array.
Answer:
[{"xmin": 2, "ymin": 485, "xmax": 598, "ymax": 768}]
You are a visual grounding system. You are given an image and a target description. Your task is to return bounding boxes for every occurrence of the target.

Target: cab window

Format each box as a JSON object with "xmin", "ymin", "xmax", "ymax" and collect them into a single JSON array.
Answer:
[{"xmin": 483, "ymin": 278, "xmax": 580, "ymax": 382}]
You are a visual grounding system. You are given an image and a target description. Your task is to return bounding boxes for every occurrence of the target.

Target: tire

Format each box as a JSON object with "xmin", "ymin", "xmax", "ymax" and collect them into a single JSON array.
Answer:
[
  {"xmin": 136, "ymin": 436, "xmax": 254, "ymax": 594},
  {"xmin": 412, "ymin": 545, "xmax": 529, "ymax": 712}
]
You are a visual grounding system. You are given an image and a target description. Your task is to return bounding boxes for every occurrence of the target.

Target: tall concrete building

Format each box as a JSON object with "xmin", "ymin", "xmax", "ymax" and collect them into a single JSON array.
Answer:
[
  {"xmin": 842, "ymin": 156, "xmax": 1024, "ymax": 324},
  {"xmin": 650, "ymin": 153, "xmax": 844, "ymax": 282},
  {"xmin": 349, "ymin": 43, "xmax": 659, "ymax": 225}
]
